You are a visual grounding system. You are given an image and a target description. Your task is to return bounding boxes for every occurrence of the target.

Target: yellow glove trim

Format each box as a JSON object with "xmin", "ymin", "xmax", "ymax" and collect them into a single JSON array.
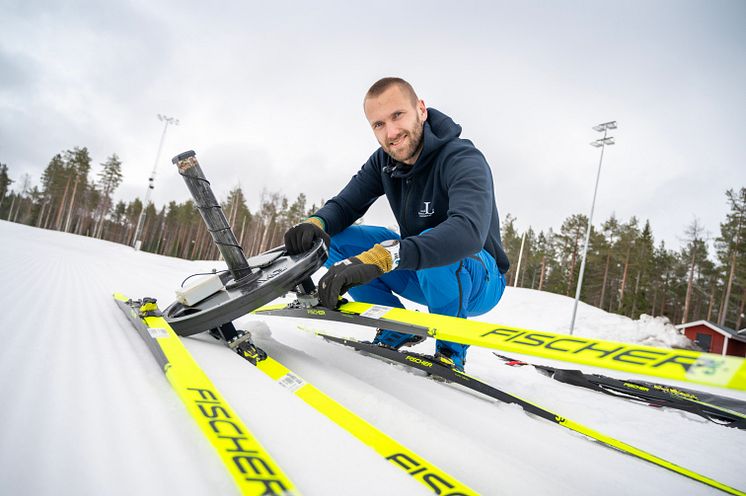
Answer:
[
  {"xmin": 356, "ymin": 244, "xmax": 393, "ymax": 273},
  {"xmin": 305, "ymin": 216, "xmax": 325, "ymax": 231}
]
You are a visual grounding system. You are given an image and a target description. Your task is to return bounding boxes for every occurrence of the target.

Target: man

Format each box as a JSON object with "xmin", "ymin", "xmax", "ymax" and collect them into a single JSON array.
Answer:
[{"xmin": 284, "ymin": 77, "xmax": 509, "ymax": 371}]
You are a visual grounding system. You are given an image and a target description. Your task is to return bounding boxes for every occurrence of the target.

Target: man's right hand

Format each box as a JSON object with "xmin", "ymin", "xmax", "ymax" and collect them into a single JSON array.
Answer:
[{"xmin": 284, "ymin": 217, "xmax": 330, "ymax": 255}]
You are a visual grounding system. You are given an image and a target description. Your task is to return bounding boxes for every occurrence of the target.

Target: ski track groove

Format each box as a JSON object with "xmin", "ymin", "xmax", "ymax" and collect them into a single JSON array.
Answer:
[
  {"xmin": 0, "ymin": 237, "xmax": 57, "ymax": 494},
  {"xmin": 0, "ymin": 225, "xmax": 234, "ymax": 496}
]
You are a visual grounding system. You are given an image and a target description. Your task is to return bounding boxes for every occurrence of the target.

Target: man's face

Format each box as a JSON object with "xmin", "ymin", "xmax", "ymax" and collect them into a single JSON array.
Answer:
[{"xmin": 364, "ymin": 85, "xmax": 427, "ymax": 165}]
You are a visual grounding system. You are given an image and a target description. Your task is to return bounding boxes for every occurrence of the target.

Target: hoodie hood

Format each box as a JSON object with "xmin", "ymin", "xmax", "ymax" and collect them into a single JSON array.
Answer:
[{"xmin": 387, "ymin": 108, "xmax": 462, "ymax": 179}]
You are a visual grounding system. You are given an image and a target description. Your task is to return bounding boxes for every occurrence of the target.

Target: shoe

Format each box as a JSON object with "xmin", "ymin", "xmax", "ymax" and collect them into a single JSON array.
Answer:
[
  {"xmin": 372, "ymin": 329, "xmax": 426, "ymax": 350},
  {"xmin": 434, "ymin": 344, "xmax": 468, "ymax": 372}
]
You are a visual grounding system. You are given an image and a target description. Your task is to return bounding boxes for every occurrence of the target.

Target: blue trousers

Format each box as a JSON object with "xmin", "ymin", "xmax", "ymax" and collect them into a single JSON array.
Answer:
[{"xmin": 325, "ymin": 225, "xmax": 506, "ymax": 354}]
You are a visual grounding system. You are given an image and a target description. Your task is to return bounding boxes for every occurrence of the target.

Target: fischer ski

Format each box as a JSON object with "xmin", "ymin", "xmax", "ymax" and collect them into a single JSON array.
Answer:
[
  {"xmin": 310, "ymin": 331, "xmax": 746, "ymax": 496},
  {"xmin": 492, "ymin": 353, "xmax": 746, "ymax": 430},
  {"xmin": 184, "ymin": 313, "xmax": 477, "ymax": 494},
  {"xmin": 252, "ymin": 301, "xmax": 746, "ymax": 391},
  {"xmin": 113, "ymin": 293, "xmax": 297, "ymax": 496}
]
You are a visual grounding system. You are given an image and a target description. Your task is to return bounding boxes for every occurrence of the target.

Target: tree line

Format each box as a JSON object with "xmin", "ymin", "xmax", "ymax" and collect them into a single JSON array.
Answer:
[
  {"xmin": 0, "ymin": 147, "xmax": 321, "ymax": 262},
  {"xmin": 1, "ymin": 148, "xmax": 744, "ymax": 330},
  {"xmin": 500, "ymin": 188, "xmax": 746, "ymax": 330}
]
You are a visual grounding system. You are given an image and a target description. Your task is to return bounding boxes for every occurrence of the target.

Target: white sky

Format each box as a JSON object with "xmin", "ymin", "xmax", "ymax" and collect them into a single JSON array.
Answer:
[{"xmin": 2, "ymin": 0, "xmax": 745, "ymax": 250}]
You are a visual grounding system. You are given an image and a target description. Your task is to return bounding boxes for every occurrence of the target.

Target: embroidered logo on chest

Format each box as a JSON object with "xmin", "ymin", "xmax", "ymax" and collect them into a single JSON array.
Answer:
[{"xmin": 418, "ymin": 201, "xmax": 435, "ymax": 217}]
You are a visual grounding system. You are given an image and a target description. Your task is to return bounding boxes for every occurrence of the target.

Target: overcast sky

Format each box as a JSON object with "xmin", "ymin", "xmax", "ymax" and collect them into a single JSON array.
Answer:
[{"xmin": 2, "ymin": 0, "xmax": 745, "ymax": 250}]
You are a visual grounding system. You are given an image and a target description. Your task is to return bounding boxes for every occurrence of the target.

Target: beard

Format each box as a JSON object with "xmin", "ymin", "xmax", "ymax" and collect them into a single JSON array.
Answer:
[{"xmin": 383, "ymin": 115, "xmax": 425, "ymax": 164}]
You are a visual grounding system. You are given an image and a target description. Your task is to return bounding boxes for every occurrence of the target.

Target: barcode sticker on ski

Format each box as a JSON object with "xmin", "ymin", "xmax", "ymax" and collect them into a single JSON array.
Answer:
[
  {"xmin": 360, "ymin": 305, "xmax": 392, "ymax": 319},
  {"xmin": 147, "ymin": 327, "xmax": 169, "ymax": 339},
  {"xmin": 277, "ymin": 372, "xmax": 305, "ymax": 393}
]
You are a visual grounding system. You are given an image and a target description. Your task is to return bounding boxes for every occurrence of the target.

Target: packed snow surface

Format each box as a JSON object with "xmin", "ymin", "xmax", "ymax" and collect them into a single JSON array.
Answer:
[{"xmin": 0, "ymin": 220, "xmax": 743, "ymax": 495}]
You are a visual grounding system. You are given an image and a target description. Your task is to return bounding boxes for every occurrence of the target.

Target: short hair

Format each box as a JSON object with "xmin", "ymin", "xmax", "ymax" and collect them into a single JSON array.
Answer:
[{"xmin": 365, "ymin": 77, "xmax": 419, "ymax": 107}]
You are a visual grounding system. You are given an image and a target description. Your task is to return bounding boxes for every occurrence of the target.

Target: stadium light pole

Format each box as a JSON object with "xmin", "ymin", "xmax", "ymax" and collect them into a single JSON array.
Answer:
[
  {"xmin": 132, "ymin": 114, "xmax": 179, "ymax": 250},
  {"xmin": 569, "ymin": 120, "xmax": 617, "ymax": 334}
]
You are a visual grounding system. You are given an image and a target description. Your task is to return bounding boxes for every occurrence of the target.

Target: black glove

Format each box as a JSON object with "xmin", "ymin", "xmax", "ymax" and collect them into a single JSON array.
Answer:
[
  {"xmin": 284, "ymin": 218, "xmax": 330, "ymax": 255},
  {"xmin": 318, "ymin": 257, "xmax": 383, "ymax": 309}
]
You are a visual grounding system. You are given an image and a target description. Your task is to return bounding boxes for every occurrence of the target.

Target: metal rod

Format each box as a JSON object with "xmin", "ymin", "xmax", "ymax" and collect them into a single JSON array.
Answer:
[
  {"xmin": 513, "ymin": 231, "xmax": 527, "ymax": 287},
  {"xmin": 133, "ymin": 115, "xmax": 178, "ymax": 250},
  {"xmin": 172, "ymin": 150, "xmax": 253, "ymax": 281},
  {"xmin": 570, "ymin": 125, "xmax": 612, "ymax": 334}
]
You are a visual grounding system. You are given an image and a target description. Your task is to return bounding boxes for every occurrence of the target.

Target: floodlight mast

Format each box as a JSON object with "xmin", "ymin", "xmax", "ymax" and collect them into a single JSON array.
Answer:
[
  {"xmin": 132, "ymin": 114, "xmax": 179, "ymax": 250},
  {"xmin": 569, "ymin": 121, "xmax": 617, "ymax": 334}
]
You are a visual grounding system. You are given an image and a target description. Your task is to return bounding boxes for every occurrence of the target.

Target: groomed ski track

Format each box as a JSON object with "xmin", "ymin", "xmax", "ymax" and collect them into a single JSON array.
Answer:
[{"xmin": 1, "ymin": 220, "xmax": 743, "ymax": 495}]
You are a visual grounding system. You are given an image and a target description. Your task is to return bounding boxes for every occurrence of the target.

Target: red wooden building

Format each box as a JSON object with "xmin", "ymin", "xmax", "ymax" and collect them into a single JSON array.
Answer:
[{"xmin": 676, "ymin": 320, "xmax": 746, "ymax": 357}]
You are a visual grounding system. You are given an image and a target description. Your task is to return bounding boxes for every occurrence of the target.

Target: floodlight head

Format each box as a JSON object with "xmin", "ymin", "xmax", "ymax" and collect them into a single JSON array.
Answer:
[
  {"xmin": 605, "ymin": 137, "xmax": 615, "ymax": 145},
  {"xmin": 157, "ymin": 114, "xmax": 179, "ymax": 125},
  {"xmin": 593, "ymin": 120, "xmax": 618, "ymax": 132},
  {"xmin": 590, "ymin": 140, "xmax": 604, "ymax": 147}
]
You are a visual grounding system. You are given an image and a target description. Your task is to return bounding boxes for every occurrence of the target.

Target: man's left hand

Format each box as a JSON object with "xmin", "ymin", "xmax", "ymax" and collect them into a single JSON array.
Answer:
[
  {"xmin": 318, "ymin": 258, "xmax": 383, "ymax": 308},
  {"xmin": 317, "ymin": 242, "xmax": 398, "ymax": 309}
]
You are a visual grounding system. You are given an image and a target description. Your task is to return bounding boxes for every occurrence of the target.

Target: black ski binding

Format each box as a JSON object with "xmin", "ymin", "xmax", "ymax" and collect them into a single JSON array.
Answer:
[{"xmin": 209, "ymin": 321, "xmax": 268, "ymax": 365}]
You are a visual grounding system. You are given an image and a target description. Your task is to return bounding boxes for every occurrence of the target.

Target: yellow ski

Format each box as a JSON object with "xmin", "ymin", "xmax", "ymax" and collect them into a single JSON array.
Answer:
[
  {"xmin": 249, "ymin": 352, "xmax": 478, "ymax": 495},
  {"xmin": 253, "ymin": 301, "xmax": 746, "ymax": 391},
  {"xmin": 114, "ymin": 293, "xmax": 297, "ymax": 496}
]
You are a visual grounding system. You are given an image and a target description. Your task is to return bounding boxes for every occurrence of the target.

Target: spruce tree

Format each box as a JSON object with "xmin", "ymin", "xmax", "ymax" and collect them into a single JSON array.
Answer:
[
  {"xmin": 500, "ymin": 214, "xmax": 522, "ymax": 285},
  {"xmin": 680, "ymin": 218, "xmax": 708, "ymax": 324},
  {"xmin": 555, "ymin": 214, "xmax": 588, "ymax": 296},
  {"xmin": 715, "ymin": 188, "xmax": 746, "ymax": 327},
  {"xmin": 93, "ymin": 154, "xmax": 124, "ymax": 238},
  {"xmin": 0, "ymin": 163, "xmax": 12, "ymax": 211}
]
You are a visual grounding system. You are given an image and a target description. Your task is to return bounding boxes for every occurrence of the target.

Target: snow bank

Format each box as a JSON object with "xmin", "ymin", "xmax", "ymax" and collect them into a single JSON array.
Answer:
[{"xmin": 490, "ymin": 286, "xmax": 692, "ymax": 348}]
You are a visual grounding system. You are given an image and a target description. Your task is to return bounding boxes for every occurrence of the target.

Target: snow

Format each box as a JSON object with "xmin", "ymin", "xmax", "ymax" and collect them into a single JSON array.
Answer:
[
  {"xmin": 0, "ymin": 219, "xmax": 744, "ymax": 495},
  {"xmin": 492, "ymin": 287, "xmax": 692, "ymax": 349}
]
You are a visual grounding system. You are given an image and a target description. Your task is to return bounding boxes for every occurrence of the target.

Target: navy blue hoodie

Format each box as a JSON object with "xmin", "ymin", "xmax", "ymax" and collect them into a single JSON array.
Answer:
[{"xmin": 314, "ymin": 108, "xmax": 510, "ymax": 274}]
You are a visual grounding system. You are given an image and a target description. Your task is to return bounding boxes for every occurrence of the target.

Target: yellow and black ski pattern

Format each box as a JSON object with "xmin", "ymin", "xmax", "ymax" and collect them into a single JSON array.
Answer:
[
  {"xmin": 113, "ymin": 293, "xmax": 296, "ymax": 496},
  {"xmin": 247, "ymin": 350, "xmax": 478, "ymax": 495},
  {"xmin": 253, "ymin": 302, "xmax": 746, "ymax": 391}
]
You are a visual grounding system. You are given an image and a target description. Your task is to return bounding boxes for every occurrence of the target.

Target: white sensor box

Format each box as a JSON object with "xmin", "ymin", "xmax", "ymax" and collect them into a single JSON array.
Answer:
[{"xmin": 175, "ymin": 273, "xmax": 224, "ymax": 306}]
